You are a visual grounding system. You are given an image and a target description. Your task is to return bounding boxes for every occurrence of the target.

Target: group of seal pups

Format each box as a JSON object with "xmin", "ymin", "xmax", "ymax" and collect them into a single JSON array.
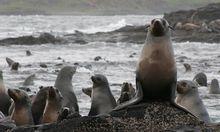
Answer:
[{"xmin": 0, "ymin": 18, "xmax": 219, "ymax": 128}]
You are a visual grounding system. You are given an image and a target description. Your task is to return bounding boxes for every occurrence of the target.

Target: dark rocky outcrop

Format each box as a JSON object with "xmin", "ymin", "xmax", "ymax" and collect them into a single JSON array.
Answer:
[
  {"xmin": 0, "ymin": 33, "xmax": 63, "ymax": 45},
  {"xmin": 163, "ymin": 3, "xmax": 220, "ymax": 43},
  {"xmin": 1, "ymin": 102, "xmax": 220, "ymax": 131}
]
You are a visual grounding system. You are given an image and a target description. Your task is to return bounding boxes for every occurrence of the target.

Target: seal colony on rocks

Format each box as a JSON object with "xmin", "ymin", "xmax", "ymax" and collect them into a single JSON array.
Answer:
[
  {"xmin": 88, "ymin": 74, "xmax": 116, "ymax": 116},
  {"xmin": 54, "ymin": 66, "xmax": 79, "ymax": 113},
  {"xmin": 175, "ymin": 80, "xmax": 210, "ymax": 123},
  {"xmin": 114, "ymin": 18, "xmax": 194, "ymax": 117}
]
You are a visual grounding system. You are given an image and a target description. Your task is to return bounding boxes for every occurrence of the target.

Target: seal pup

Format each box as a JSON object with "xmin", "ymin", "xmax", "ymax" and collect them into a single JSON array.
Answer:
[
  {"xmin": 117, "ymin": 82, "xmax": 135, "ymax": 104},
  {"xmin": 8, "ymin": 89, "xmax": 34, "ymax": 126},
  {"xmin": 88, "ymin": 74, "xmax": 116, "ymax": 116},
  {"xmin": 175, "ymin": 80, "xmax": 211, "ymax": 123},
  {"xmin": 0, "ymin": 70, "xmax": 11, "ymax": 115},
  {"xmin": 193, "ymin": 72, "xmax": 207, "ymax": 87},
  {"xmin": 209, "ymin": 79, "xmax": 220, "ymax": 94},
  {"xmin": 54, "ymin": 66, "xmax": 79, "ymax": 113},
  {"xmin": 31, "ymin": 86, "xmax": 50, "ymax": 125},
  {"xmin": 41, "ymin": 87, "xmax": 63, "ymax": 123},
  {"xmin": 5, "ymin": 57, "xmax": 20, "ymax": 71},
  {"xmin": 26, "ymin": 50, "xmax": 32, "ymax": 56},
  {"xmin": 114, "ymin": 18, "xmax": 194, "ymax": 115},
  {"xmin": 183, "ymin": 63, "xmax": 191, "ymax": 72}
]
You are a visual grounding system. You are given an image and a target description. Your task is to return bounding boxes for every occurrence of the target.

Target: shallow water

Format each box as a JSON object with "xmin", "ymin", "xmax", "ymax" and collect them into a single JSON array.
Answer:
[{"xmin": 0, "ymin": 15, "xmax": 219, "ymax": 122}]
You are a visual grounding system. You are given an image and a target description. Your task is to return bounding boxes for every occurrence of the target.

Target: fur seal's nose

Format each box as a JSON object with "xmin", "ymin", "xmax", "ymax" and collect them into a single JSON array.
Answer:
[{"xmin": 153, "ymin": 20, "xmax": 162, "ymax": 26}]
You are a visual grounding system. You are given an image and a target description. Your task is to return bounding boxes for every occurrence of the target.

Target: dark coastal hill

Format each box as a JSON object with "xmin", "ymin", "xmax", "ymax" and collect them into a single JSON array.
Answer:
[{"xmin": 0, "ymin": 0, "xmax": 220, "ymax": 15}]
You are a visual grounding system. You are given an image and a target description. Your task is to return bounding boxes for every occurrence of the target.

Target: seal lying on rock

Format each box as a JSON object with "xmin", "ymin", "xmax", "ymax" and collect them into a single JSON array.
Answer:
[
  {"xmin": 114, "ymin": 18, "xmax": 194, "ymax": 116},
  {"xmin": 5, "ymin": 57, "xmax": 20, "ymax": 71},
  {"xmin": 88, "ymin": 74, "xmax": 116, "ymax": 116},
  {"xmin": 54, "ymin": 66, "xmax": 79, "ymax": 113},
  {"xmin": 0, "ymin": 70, "xmax": 11, "ymax": 116},
  {"xmin": 209, "ymin": 79, "xmax": 220, "ymax": 94},
  {"xmin": 8, "ymin": 89, "xmax": 33, "ymax": 126},
  {"xmin": 175, "ymin": 80, "xmax": 210, "ymax": 123},
  {"xmin": 193, "ymin": 72, "xmax": 207, "ymax": 87},
  {"xmin": 31, "ymin": 86, "xmax": 50, "ymax": 125},
  {"xmin": 41, "ymin": 87, "xmax": 63, "ymax": 123}
]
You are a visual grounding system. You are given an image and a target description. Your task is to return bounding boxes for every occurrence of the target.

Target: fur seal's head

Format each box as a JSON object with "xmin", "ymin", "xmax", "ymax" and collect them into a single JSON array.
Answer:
[
  {"xmin": 47, "ymin": 87, "xmax": 63, "ymax": 104},
  {"xmin": 176, "ymin": 80, "xmax": 198, "ymax": 95},
  {"xmin": 193, "ymin": 72, "xmax": 207, "ymax": 87},
  {"xmin": 91, "ymin": 74, "xmax": 109, "ymax": 87},
  {"xmin": 57, "ymin": 66, "xmax": 76, "ymax": 81},
  {"xmin": 8, "ymin": 89, "xmax": 31, "ymax": 106},
  {"xmin": 148, "ymin": 18, "xmax": 172, "ymax": 37},
  {"xmin": 11, "ymin": 62, "xmax": 20, "ymax": 71}
]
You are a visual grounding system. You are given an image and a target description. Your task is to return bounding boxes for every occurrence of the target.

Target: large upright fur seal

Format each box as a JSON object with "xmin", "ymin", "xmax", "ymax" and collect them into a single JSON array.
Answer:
[
  {"xmin": 41, "ymin": 87, "xmax": 63, "ymax": 123},
  {"xmin": 175, "ymin": 80, "xmax": 210, "ymax": 123},
  {"xmin": 114, "ymin": 18, "xmax": 193, "ymax": 114},
  {"xmin": 31, "ymin": 86, "xmax": 50, "ymax": 125},
  {"xmin": 8, "ymin": 89, "xmax": 34, "ymax": 126},
  {"xmin": 89, "ymin": 74, "xmax": 116, "ymax": 116},
  {"xmin": 54, "ymin": 66, "xmax": 79, "ymax": 113},
  {"xmin": 0, "ymin": 70, "xmax": 11, "ymax": 115}
]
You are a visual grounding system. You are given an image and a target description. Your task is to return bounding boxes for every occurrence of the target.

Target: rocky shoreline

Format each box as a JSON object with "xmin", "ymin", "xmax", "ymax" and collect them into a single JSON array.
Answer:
[
  {"xmin": 1, "ymin": 102, "xmax": 220, "ymax": 132},
  {"xmin": 0, "ymin": 3, "xmax": 219, "ymax": 46}
]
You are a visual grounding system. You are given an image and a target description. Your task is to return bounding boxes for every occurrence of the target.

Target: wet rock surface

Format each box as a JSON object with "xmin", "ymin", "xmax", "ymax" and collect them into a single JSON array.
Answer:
[
  {"xmin": 0, "ymin": 33, "xmax": 64, "ymax": 45},
  {"xmin": 1, "ymin": 102, "xmax": 219, "ymax": 132}
]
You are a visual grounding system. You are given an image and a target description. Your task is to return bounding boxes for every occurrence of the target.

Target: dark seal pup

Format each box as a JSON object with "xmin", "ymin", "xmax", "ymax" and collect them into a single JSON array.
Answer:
[
  {"xmin": 31, "ymin": 86, "xmax": 50, "ymax": 125},
  {"xmin": 88, "ymin": 74, "xmax": 116, "ymax": 116},
  {"xmin": 114, "ymin": 18, "xmax": 195, "ymax": 115},
  {"xmin": 54, "ymin": 66, "xmax": 79, "ymax": 113},
  {"xmin": 41, "ymin": 87, "xmax": 63, "ymax": 123},
  {"xmin": 193, "ymin": 72, "xmax": 207, "ymax": 87},
  {"xmin": 8, "ymin": 89, "xmax": 34, "ymax": 126},
  {"xmin": 6, "ymin": 57, "xmax": 20, "ymax": 71}
]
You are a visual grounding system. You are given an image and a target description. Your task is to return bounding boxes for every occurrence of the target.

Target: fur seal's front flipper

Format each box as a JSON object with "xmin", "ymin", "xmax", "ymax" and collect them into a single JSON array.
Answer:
[{"xmin": 114, "ymin": 77, "xmax": 143, "ymax": 110}]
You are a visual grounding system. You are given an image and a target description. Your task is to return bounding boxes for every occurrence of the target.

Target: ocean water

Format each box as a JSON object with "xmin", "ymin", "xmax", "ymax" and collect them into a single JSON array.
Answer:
[{"xmin": 0, "ymin": 15, "xmax": 219, "ymax": 122}]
